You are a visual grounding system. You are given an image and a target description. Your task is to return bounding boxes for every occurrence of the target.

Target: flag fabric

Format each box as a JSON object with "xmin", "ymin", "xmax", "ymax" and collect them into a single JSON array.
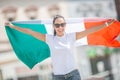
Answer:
[
  {"xmin": 5, "ymin": 18, "xmax": 120, "ymax": 69},
  {"xmin": 84, "ymin": 18, "xmax": 120, "ymax": 47}
]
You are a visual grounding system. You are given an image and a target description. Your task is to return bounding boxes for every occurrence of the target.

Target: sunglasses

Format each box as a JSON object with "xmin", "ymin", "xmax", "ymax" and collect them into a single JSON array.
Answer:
[{"xmin": 54, "ymin": 23, "xmax": 66, "ymax": 28}]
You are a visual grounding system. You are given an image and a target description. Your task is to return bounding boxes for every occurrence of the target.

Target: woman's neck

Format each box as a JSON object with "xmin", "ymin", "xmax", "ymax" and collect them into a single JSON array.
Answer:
[{"xmin": 56, "ymin": 33, "xmax": 64, "ymax": 37}]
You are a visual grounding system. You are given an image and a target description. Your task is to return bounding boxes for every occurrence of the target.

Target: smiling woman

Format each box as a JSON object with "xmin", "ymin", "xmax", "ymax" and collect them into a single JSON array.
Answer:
[
  {"xmin": 53, "ymin": 15, "xmax": 66, "ymax": 37},
  {"xmin": 5, "ymin": 14, "xmax": 118, "ymax": 80},
  {"xmin": 46, "ymin": 15, "xmax": 81, "ymax": 80}
]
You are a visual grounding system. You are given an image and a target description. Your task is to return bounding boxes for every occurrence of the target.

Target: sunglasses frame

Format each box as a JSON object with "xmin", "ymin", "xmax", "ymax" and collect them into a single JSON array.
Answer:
[{"xmin": 54, "ymin": 23, "xmax": 66, "ymax": 28}]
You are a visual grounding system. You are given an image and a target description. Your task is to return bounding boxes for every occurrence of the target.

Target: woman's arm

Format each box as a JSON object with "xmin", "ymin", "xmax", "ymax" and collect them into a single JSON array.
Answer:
[
  {"xmin": 76, "ymin": 19, "xmax": 114, "ymax": 40},
  {"xmin": 5, "ymin": 21, "xmax": 46, "ymax": 42}
]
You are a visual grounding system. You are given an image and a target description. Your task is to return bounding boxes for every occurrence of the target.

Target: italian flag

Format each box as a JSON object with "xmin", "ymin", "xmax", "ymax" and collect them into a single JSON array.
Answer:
[{"xmin": 5, "ymin": 18, "xmax": 120, "ymax": 69}]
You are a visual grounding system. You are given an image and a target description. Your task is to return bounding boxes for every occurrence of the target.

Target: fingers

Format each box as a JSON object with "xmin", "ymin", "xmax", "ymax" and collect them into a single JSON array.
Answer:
[
  {"xmin": 5, "ymin": 21, "xmax": 12, "ymax": 27},
  {"xmin": 105, "ymin": 19, "xmax": 115, "ymax": 26},
  {"xmin": 5, "ymin": 21, "xmax": 10, "ymax": 26},
  {"xmin": 108, "ymin": 19, "xmax": 115, "ymax": 24}
]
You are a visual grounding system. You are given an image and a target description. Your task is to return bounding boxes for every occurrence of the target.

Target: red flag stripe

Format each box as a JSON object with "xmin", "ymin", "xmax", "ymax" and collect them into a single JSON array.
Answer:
[{"xmin": 84, "ymin": 19, "xmax": 120, "ymax": 47}]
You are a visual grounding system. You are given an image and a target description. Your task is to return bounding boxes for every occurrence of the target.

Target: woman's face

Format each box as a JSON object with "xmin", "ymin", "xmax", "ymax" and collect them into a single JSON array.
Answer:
[{"xmin": 53, "ymin": 18, "xmax": 66, "ymax": 37}]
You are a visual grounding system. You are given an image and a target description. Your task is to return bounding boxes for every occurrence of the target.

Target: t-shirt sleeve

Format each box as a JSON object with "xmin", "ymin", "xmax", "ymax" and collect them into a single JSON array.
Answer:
[
  {"xmin": 46, "ymin": 34, "xmax": 53, "ymax": 46},
  {"xmin": 46, "ymin": 34, "xmax": 50, "ymax": 44},
  {"xmin": 68, "ymin": 32, "xmax": 76, "ymax": 43}
]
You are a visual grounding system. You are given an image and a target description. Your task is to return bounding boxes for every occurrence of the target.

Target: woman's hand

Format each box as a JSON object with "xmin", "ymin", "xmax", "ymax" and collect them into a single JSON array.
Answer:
[
  {"xmin": 105, "ymin": 19, "xmax": 115, "ymax": 26},
  {"xmin": 5, "ymin": 21, "xmax": 14, "ymax": 28}
]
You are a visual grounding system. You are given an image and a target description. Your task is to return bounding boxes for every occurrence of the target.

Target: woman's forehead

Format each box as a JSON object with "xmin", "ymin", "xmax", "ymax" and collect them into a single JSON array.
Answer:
[{"xmin": 54, "ymin": 18, "xmax": 65, "ymax": 23}]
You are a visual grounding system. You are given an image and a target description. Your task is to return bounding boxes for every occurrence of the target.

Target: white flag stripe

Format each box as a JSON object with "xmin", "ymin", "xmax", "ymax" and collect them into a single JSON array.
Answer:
[
  {"xmin": 45, "ymin": 18, "xmax": 85, "ymax": 34},
  {"xmin": 45, "ymin": 24, "xmax": 53, "ymax": 35},
  {"xmin": 65, "ymin": 23, "xmax": 85, "ymax": 33},
  {"xmin": 12, "ymin": 18, "xmax": 109, "ymax": 25},
  {"xmin": 45, "ymin": 22, "xmax": 85, "ymax": 35},
  {"xmin": 75, "ymin": 37, "xmax": 88, "ymax": 46}
]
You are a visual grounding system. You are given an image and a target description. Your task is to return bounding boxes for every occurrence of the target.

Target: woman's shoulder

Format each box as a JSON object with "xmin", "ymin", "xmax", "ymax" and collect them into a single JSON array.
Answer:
[
  {"xmin": 66, "ymin": 32, "xmax": 76, "ymax": 36},
  {"xmin": 46, "ymin": 34, "xmax": 54, "ymax": 37},
  {"xmin": 46, "ymin": 34, "xmax": 55, "ymax": 39},
  {"xmin": 65, "ymin": 32, "xmax": 76, "ymax": 40}
]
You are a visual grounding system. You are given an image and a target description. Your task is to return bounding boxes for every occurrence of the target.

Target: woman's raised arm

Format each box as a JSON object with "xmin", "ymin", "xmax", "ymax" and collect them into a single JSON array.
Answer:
[
  {"xmin": 5, "ymin": 21, "xmax": 46, "ymax": 42},
  {"xmin": 76, "ymin": 19, "xmax": 115, "ymax": 40}
]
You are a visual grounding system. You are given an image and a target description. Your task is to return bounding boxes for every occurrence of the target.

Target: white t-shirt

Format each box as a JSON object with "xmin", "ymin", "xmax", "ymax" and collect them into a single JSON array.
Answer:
[{"xmin": 46, "ymin": 33, "xmax": 77, "ymax": 75}]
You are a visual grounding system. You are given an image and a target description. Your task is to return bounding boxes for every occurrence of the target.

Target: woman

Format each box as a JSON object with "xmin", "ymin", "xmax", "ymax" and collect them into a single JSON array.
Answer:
[{"xmin": 5, "ymin": 15, "xmax": 114, "ymax": 80}]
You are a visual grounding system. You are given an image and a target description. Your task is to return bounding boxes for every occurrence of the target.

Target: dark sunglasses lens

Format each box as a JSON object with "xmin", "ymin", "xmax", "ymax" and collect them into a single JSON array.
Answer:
[
  {"xmin": 54, "ymin": 24, "xmax": 60, "ymax": 28},
  {"xmin": 54, "ymin": 23, "xmax": 66, "ymax": 28},
  {"xmin": 61, "ymin": 23, "xmax": 66, "ymax": 27}
]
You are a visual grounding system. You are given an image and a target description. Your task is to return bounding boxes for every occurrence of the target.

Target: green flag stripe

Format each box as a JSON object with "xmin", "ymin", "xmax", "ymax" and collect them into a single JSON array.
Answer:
[
  {"xmin": 12, "ymin": 22, "xmax": 47, "ymax": 34},
  {"xmin": 5, "ymin": 23, "xmax": 50, "ymax": 69}
]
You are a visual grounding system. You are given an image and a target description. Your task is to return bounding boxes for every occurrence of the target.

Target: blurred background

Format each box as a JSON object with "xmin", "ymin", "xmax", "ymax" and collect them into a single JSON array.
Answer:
[{"xmin": 0, "ymin": 0, "xmax": 120, "ymax": 80}]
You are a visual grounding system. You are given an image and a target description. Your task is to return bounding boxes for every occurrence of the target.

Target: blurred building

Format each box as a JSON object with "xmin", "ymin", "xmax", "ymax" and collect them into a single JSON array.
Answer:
[
  {"xmin": 0, "ymin": 0, "xmax": 120, "ymax": 80},
  {"xmin": 114, "ymin": 0, "xmax": 120, "ymax": 21}
]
